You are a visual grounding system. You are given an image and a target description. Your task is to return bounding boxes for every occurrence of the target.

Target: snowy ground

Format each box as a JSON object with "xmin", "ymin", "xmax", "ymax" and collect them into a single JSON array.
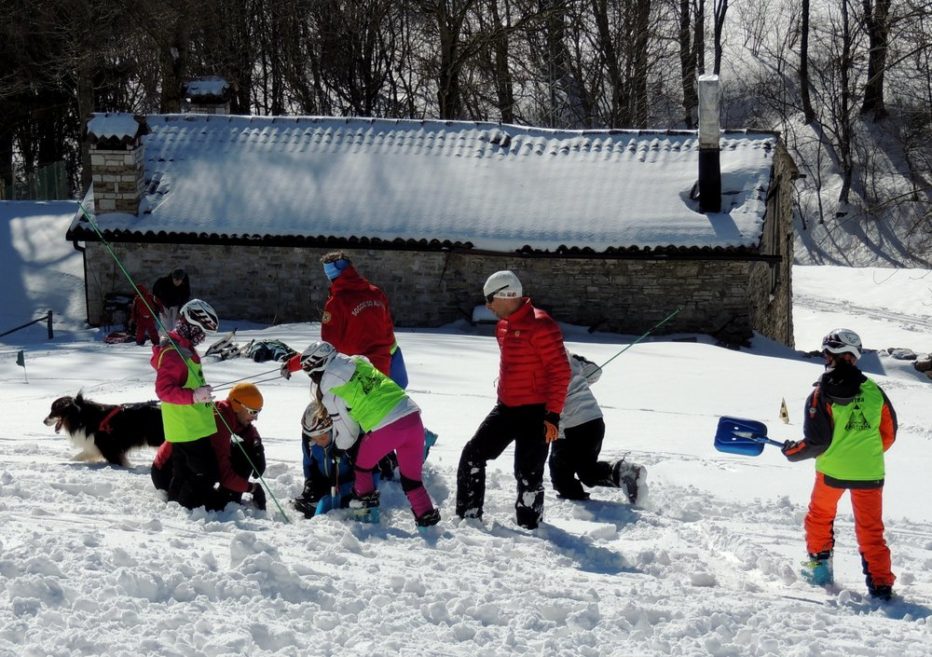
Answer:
[{"xmin": 2, "ymin": 204, "xmax": 932, "ymax": 656}]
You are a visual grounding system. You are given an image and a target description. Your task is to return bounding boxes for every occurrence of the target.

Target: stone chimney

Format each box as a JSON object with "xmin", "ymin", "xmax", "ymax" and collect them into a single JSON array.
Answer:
[
  {"xmin": 697, "ymin": 74, "xmax": 722, "ymax": 213},
  {"xmin": 184, "ymin": 76, "xmax": 232, "ymax": 115},
  {"xmin": 86, "ymin": 113, "xmax": 146, "ymax": 215}
]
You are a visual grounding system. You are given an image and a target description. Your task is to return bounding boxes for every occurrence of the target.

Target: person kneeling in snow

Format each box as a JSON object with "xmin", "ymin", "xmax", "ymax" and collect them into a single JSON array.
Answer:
[
  {"xmin": 151, "ymin": 382, "xmax": 267, "ymax": 511},
  {"xmin": 293, "ymin": 400, "xmax": 359, "ymax": 518},
  {"xmin": 781, "ymin": 328, "xmax": 897, "ymax": 601},
  {"xmin": 297, "ymin": 341, "xmax": 440, "ymax": 528},
  {"xmin": 548, "ymin": 351, "xmax": 646, "ymax": 505}
]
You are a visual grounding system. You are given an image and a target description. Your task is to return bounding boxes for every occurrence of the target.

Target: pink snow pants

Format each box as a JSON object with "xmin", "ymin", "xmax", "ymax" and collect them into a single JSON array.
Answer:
[{"xmin": 354, "ymin": 412, "xmax": 433, "ymax": 517}]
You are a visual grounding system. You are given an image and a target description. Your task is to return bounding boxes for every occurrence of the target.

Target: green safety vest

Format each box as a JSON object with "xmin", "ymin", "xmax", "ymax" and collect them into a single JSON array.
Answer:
[
  {"xmin": 330, "ymin": 358, "xmax": 406, "ymax": 432},
  {"xmin": 816, "ymin": 379, "xmax": 886, "ymax": 481},
  {"xmin": 158, "ymin": 346, "xmax": 217, "ymax": 443}
]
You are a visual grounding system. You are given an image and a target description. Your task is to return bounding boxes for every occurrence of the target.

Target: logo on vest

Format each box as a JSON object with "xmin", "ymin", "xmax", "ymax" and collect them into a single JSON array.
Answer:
[{"xmin": 844, "ymin": 405, "xmax": 871, "ymax": 431}]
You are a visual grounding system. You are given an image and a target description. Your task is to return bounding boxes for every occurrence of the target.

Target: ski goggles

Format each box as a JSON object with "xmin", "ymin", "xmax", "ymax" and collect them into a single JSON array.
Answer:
[
  {"xmin": 238, "ymin": 402, "xmax": 261, "ymax": 417},
  {"xmin": 485, "ymin": 285, "xmax": 510, "ymax": 303}
]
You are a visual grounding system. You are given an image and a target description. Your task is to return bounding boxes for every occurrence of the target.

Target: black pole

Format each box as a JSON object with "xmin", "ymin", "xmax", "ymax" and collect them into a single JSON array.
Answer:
[{"xmin": 46, "ymin": 311, "xmax": 53, "ymax": 339}]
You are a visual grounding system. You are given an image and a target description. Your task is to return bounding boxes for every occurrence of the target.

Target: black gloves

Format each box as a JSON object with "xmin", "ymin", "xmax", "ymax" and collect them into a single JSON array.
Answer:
[{"xmin": 250, "ymin": 483, "xmax": 267, "ymax": 510}]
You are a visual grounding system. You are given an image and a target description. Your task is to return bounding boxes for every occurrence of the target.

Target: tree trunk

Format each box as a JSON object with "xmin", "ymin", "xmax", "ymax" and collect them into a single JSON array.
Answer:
[
  {"xmin": 712, "ymin": 0, "xmax": 727, "ymax": 75},
  {"xmin": 860, "ymin": 0, "xmax": 890, "ymax": 120},
  {"xmin": 679, "ymin": 0, "xmax": 697, "ymax": 128},
  {"xmin": 693, "ymin": 0, "xmax": 705, "ymax": 75},
  {"xmin": 837, "ymin": 1, "xmax": 854, "ymax": 206},
  {"xmin": 488, "ymin": 0, "xmax": 515, "ymax": 123},
  {"xmin": 800, "ymin": 0, "xmax": 815, "ymax": 122}
]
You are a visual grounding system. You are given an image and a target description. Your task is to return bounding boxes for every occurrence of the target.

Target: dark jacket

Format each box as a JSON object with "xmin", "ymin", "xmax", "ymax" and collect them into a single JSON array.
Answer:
[{"xmin": 153, "ymin": 273, "xmax": 191, "ymax": 309}]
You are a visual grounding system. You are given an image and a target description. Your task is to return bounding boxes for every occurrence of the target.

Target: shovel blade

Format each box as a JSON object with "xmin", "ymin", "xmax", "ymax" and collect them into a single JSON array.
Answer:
[{"xmin": 714, "ymin": 416, "xmax": 769, "ymax": 456}]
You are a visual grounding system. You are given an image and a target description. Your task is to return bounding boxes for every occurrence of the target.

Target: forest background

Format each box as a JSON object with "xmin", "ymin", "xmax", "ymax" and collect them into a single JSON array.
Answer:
[{"xmin": 1, "ymin": 0, "xmax": 930, "ymax": 263}]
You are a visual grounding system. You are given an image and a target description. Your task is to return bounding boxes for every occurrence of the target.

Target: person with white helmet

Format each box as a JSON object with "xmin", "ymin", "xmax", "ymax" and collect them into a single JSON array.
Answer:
[
  {"xmin": 782, "ymin": 328, "xmax": 898, "ymax": 600},
  {"xmin": 292, "ymin": 400, "xmax": 358, "ymax": 518},
  {"xmin": 150, "ymin": 298, "xmax": 221, "ymax": 509},
  {"xmin": 296, "ymin": 340, "xmax": 440, "ymax": 528},
  {"xmin": 455, "ymin": 270, "xmax": 571, "ymax": 530}
]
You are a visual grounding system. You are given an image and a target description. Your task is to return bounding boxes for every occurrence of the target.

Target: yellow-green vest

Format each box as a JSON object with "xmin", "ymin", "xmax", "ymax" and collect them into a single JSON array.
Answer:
[
  {"xmin": 816, "ymin": 379, "xmax": 885, "ymax": 482},
  {"xmin": 158, "ymin": 347, "xmax": 216, "ymax": 443}
]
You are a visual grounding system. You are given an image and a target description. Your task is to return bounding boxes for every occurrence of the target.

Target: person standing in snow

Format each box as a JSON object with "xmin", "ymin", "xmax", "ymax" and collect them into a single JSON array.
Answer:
[
  {"xmin": 280, "ymin": 251, "xmax": 406, "ymax": 386},
  {"xmin": 151, "ymin": 382, "xmax": 267, "ymax": 511},
  {"xmin": 296, "ymin": 341, "xmax": 440, "ymax": 528},
  {"xmin": 151, "ymin": 299, "xmax": 220, "ymax": 510},
  {"xmin": 130, "ymin": 284, "xmax": 161, "ymax": 346},
  {"xmin": 781, "ymin": 328, "xmax": 898, "ymax": 601},
  {"xmin": 549, "ymin": 350, "xmax": 646, "ymax": 504},
  {"xmin": 455, "ymin": 271, "xmax": 571, "ymax": 530},
  {"xmin": 282, "ymin": 251, "xmax": 410, "ymax": 499},
  {"xmin": 153, "ymin": 268, "xmax": 191, "ymax": 335}
]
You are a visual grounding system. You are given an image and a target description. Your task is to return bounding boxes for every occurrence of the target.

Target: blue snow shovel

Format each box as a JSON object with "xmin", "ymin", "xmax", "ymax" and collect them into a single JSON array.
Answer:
[{"xmin": 714, "ymin": 417, "xmax": 786, "ymax": 456}]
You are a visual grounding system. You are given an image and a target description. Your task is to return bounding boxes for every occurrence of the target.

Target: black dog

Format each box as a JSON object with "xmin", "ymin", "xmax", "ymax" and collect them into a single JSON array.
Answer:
[{"xmin": 43, "ymin": 393, "xmax": 165, "ymax": 467}]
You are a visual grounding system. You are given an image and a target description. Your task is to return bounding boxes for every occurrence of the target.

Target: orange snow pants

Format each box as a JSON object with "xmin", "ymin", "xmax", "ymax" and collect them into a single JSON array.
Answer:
[{"xmin": 805, "ymin": 472, "xmax": 894, "ymax": 587}]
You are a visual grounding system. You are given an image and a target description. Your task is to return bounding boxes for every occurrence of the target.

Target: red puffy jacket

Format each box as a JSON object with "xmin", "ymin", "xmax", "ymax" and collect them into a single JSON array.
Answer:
[
  {"xmin": 495, "ymin": 298, "xmax": 570, "ymax": 415},
  {"xmin": 320, "ymin": 265, "xmax": 396, "ymax": 375}
]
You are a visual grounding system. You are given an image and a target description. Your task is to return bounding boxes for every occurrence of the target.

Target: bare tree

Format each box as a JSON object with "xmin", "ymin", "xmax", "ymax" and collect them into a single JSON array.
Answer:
[
  {"xmin": 712, "ymin": 0, "xmax": 727, "ymax": 74},
  {"xmin": 860, "ymin": 0, "xmax": 891, "ymax": 120},
  {"xmin": 800, "ymin": 0, "xmax": 816, "ymax": 122}
]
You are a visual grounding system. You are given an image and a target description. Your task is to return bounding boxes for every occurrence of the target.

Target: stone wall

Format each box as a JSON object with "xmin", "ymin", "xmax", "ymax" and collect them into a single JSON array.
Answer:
[
  {"xmin": 90, "ymin": 144, "xmax": 145, "ymax": 214},
  {"xmin": 747, "ymin": 144, "xmax": 796, "ymax": 348},
  {"xmin": 84, "ymin": 242, "xmax": 784, "ymax": 345}
]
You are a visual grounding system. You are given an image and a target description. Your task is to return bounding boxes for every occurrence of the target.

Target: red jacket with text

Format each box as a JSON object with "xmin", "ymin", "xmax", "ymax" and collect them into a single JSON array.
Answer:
[
  {"xmin": 320, "ymin": 265, "xmax": 396, "ymax": 375},
  {"xmin": 495, "ymin": 298, "xmax": 570, "ymax": 415}
]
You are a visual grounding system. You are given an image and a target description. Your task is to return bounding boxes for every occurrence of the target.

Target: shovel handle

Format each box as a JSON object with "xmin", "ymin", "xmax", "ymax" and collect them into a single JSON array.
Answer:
[{"xmin": 734, "ymin": 431, "xmax": 785, "ymax": 448}]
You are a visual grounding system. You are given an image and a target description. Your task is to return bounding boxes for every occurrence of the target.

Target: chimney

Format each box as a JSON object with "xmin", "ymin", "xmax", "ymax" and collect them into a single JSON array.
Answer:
[
  {"xmin": 184, "ymin": 76, "xmax": 232, "ymax": 115},
  {"xmin": 697, "ymin": 74, "xmax": 722, "ymax": 213},
  {"xmin": 86, "ymin": 113, "xmax": 146, "ymax": 215}
]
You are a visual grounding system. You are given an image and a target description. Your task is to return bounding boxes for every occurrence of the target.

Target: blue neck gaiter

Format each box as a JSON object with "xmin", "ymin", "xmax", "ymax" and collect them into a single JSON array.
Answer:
[{"xmin": 323, "ymin": 259, "xmax": 349, "ymax": 281}]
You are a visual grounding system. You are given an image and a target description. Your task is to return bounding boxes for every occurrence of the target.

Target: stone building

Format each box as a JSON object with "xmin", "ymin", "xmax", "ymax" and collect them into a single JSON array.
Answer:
[{"xmin": 70, "ymin": 107, "xmax": 797, "ymax": 347}]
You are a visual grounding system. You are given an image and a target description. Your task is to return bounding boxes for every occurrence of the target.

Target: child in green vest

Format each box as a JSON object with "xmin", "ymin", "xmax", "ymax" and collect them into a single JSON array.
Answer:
[
  {"xmin": 151, "ymin": 299, "xmax": 220, "ymax": 510},
  {"xmin": 782, "ymin": 328, "xmax": 898, "ymax": 600},
  {"xmin": 298, "ymin": 341, "xmax": 440, "ymax": 529}
]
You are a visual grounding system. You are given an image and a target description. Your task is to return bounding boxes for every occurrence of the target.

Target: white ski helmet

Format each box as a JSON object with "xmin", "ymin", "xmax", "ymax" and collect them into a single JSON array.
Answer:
[
  {"xmin": 301, "ymin": 401, "xmax": 333, "ymax": 438},
  {"xmin": 180, "ymin": 299, "xmax": 219, "ymax": 333},
  {"xmin": 300, "ymin": 341, "xmax": 337, "ymax": 374},
  {"xmin": 821, "ymin": 328, "xmax": 862, "ymax": 359},
  {"xmin": 483, "ymin": 270, "xmax": 522, "ymax": 301}
]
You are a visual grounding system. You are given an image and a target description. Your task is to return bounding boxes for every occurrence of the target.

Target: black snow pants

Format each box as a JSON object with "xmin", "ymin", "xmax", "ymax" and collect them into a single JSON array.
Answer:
[
  {"xmin": 548, "ymin": 418, "xmax": 615, "ymax": 499},
  {"xmin": 455, "ymin": 402, "xmax": 548, "ymax": 529},
  {"xmin": 168, "ymin": 438, "xmax": 220, "ymax": 510}
]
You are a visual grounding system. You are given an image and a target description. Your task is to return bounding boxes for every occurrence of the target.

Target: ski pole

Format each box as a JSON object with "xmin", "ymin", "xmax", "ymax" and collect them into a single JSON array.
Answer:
[
  {"xmin": 213, "ymin": 373, "xmax": 283, "ymax": 392},
  {"xmin": 76, "ymin": 201, "xmax": 290, "ymax": 523},
  {"xmin": 211, "ymin": 367, "xmax": 283, "ymax": 391},
  {"xmin": 598, "ymin": 307, "xmax": 682, "ymax": 371}
]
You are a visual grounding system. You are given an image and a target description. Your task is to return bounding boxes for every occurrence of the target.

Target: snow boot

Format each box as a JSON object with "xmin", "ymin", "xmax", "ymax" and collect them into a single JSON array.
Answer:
[
  {"xmin": 414, "ymin": 507, "xmax": 441, "ymax": 530},
  {"xmin": 801, "ymin": 551, "xmax": 834, "ymax": 586},
  {"xmin": 868, "ymin": 584, "xmax": 893, "ymax": 601},
  {"xmin": 348, "ymin": 490, "xmax": 380, "ymax": 524},
  {"xmin": 612, "ymin": 459, "xmax": 647, "ymax": 505}
]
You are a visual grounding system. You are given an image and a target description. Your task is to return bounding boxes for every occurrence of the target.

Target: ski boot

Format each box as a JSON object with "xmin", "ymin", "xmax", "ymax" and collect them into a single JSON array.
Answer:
[
  {"xmin": 612, "ymin": 458, "xmax": 647, "ymax": 505},
  {"xmin": 868, "ymin": 584, "xmax": 893, "ymax": 601},
  {"xmin": 414, "ymin": 507, "xmax": 441, "ymax": 532},
  {"xmin": 348, "ymin": 490, "xmax": 380, "ymax": 524},
  {"xmin": 801, "ymin": 551, "xmax": 834, "ymax": 586}
]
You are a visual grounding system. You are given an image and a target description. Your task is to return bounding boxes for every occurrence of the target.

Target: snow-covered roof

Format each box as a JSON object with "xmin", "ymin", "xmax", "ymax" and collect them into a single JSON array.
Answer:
[
  {"xmin": 184, "ymin": 77, "xmax": 230, "ymax": 99},
  {"xmin": 86, "ymin": 113, "xmax": 142, "ymax": 141},
  {"xmin": 77, "ymin": 114, "xmax": 779, "ymax": 253}
]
